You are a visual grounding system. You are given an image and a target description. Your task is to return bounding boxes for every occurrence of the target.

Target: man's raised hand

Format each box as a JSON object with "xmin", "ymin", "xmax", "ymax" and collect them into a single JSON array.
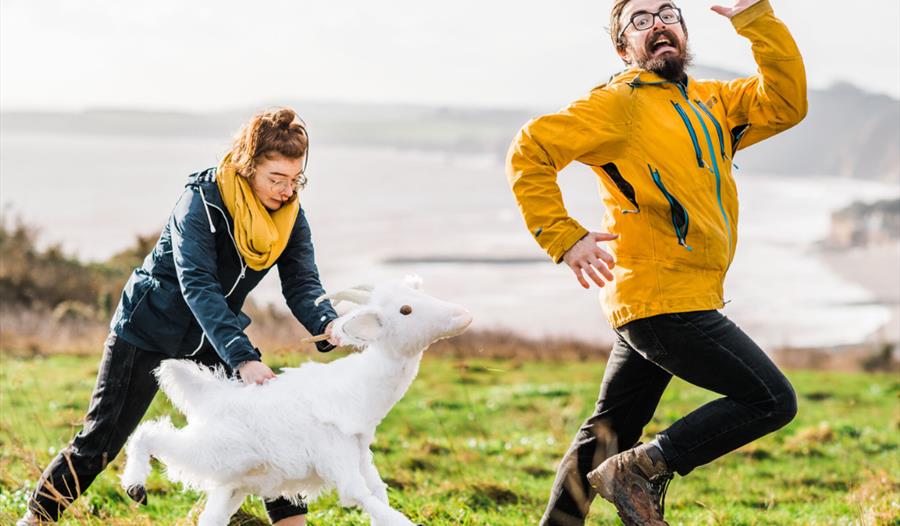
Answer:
[
  {"xmin": 562, "ymin": 232, "xmax": 619, "ymax": 289},
  {"xmin": 711, "ymin": 0, "xmax": 762, "ymax": 18}
]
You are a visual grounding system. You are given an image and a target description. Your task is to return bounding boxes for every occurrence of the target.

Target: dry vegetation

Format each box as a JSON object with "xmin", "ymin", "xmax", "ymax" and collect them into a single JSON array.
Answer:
[{"xmin": 3, "ymin": 213, "xmax": 897, "ymax": 372}]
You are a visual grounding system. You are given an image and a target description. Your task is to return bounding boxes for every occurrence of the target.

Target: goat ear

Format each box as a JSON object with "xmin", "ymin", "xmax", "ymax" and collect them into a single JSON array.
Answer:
[
  {"xmin": 341, "ymin": 309, "xmax": 383, "ymax": 342},
  {"xmin": 404, "ymin": 275, "xmax": 423, "ymax": 290}
]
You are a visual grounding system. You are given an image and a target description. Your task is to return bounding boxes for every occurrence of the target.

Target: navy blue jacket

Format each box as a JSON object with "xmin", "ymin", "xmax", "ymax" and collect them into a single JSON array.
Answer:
[{"xmin": 111, "ymin": 168, "xmax": 338, "ymax": 369}]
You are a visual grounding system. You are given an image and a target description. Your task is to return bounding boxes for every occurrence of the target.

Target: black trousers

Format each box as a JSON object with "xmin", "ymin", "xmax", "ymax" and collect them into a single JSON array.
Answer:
[
  {"xmin": 541, "ymin": 310, "xmax": 798, "ymax": 526},
  {"xmin": 28, "ymin": 332, "xmax": 307, "ymax": 522}
]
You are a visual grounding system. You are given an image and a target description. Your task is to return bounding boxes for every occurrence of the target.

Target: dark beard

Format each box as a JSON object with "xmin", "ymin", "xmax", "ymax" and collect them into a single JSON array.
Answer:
[
  {"xmin": 637, "ymin": 31, "xmax": 693, "ymax": 83},
  {"xmin": 641, "ymin": 52, "xmax": 692, "ymax": 82}
]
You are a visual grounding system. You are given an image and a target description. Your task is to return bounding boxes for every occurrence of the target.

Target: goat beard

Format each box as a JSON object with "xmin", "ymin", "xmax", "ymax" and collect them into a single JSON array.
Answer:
[{"xmin": 636, "ymin": 32, "xmax": 694, "ymax": 83}]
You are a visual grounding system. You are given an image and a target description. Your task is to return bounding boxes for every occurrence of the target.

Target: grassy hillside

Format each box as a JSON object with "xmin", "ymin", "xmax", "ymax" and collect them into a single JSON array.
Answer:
[{"xmin": 1, "ymin": 351, "xmax": 897, "ymax": 525}]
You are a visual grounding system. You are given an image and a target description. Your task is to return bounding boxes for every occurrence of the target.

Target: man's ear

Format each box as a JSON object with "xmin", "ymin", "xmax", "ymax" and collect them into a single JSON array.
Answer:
[
  {"xmin": 617, "ymin": 43, "xmax": 632, "ymax": 65},
  {"xmin": 340, "ymin": 309, "xmax": 383, "ymax": 342}
]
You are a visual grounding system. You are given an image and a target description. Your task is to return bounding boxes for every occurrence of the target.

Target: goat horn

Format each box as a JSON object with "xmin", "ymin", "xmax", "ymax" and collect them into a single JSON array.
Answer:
[{"xmin": 315, "ymin": 287, "xmax": 373, "ymax": 306}]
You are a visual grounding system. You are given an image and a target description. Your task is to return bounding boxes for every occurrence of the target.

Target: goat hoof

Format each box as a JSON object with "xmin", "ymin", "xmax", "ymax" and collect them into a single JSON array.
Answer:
[{"xmin": 126, "ymin": 484, "xmax": 148, "ymax": 506}]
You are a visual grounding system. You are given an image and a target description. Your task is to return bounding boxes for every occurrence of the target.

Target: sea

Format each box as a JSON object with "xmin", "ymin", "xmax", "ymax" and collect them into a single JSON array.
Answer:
[{"xmin": 2, "ymin": 131, "xmax": 897, "ymax": 349}]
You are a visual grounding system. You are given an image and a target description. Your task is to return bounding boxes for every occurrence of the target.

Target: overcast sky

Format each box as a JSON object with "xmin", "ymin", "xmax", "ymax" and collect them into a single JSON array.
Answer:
[{"xmin": 2, "ymin": 1, "xmax": 898, "ymax": 112}]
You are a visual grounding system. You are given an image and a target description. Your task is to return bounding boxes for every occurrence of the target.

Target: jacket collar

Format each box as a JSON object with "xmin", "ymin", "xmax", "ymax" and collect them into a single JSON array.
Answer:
[
  {"xmin": 186, "ymin": 167, "xmax": 217, "ymax": 187},
  {"xmin": 610, "ymin": 67, "xmax": 691, "ymax": 90},
  {"xmin": 185, "ymin": 167, "xmax": 224, "ymax": 209}
]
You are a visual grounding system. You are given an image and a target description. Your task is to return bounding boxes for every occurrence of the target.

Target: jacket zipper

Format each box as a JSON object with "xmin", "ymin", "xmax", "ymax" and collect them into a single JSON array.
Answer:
[
  {"xmin": 676, "ymin": 84, "xmax": 733, "ymax": 260},
  {"xmin": 649, "ymin": 166, "xmax": 692, "ymax": 251},
  {"xmin": 671, "ymin": 102, "xmax": 704, "ymax": 168},
  {"xmin": 731, "ymin": 124, "xmax": 751, "ymax": 156},
  {"xmin": 191, "ymin": 196, "xmax": 248, "ymax": 355},
  {"xmin": 601, "ymin": 163, "xmax": 640, "ymax": 214},
  {"xmin": 694, "ymin": 100, "xmax": 726, "ymax": 160},
  {"xmin": 125, "ymin": 280, "xmax": 153, "ymax": 324}
]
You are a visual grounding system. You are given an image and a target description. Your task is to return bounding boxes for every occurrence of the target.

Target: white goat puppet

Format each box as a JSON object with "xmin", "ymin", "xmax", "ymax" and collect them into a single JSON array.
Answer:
[{"xmin": 120, "ymin": 276, "xmax": 472, "ymax": 526}]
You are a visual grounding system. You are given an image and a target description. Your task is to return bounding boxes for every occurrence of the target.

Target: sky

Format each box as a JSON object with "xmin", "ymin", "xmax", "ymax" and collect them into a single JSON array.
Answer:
[{"xmin": 2, "ymin": 0, "xmax": 899, "ymax": 112}]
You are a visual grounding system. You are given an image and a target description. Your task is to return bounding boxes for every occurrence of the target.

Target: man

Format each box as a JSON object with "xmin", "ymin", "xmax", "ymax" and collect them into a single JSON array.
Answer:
[{"xmin": 506, "ymin": 1, "xmax": 806, "ymax": 524}]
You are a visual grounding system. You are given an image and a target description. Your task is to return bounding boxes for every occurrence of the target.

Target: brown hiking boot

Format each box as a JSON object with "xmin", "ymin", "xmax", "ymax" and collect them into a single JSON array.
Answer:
[{"xmin": 586, "ymin": 443, "xmax": 674, "ymax": 526}]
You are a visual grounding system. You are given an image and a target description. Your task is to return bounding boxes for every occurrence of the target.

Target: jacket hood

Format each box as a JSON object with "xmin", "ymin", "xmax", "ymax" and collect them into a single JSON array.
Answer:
[{"xmin": 186, "ymin": 167, "xmax": 218, "ymax": 189}]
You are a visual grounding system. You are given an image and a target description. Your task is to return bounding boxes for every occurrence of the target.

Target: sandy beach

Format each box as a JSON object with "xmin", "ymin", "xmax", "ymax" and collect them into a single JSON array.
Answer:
[{"xmin": 820, "ymin": 242, "xmax": 900, "ymax": 344}]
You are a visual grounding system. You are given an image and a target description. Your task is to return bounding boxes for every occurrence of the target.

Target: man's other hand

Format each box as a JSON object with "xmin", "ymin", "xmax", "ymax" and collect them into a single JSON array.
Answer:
[
  {"xmin": 711, "ymin": 0, "xmax": 762, "ymax": 18},
  {"xmin": 562, "ymin": 232, "xmax": 619, "ymax": 289}
]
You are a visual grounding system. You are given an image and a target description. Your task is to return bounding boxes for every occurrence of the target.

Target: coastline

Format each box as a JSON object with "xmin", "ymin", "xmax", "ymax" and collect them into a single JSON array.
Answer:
[{"xmin": 818, "ymin": 242, "xmax": 900, "ymax": 344}]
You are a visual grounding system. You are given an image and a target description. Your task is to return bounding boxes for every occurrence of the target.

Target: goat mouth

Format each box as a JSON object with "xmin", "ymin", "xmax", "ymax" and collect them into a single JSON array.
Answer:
[{"xmin": 448, "ymin": 312, "xmax": 474, "ymax": 336}]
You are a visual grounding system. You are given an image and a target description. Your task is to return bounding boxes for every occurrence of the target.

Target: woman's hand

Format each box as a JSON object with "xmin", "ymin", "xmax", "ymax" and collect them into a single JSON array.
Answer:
[
  {"xmin": 325, "ymin": 321, "xmax": 341, "ymax": 347},
  {"xmin": 238, "ymin": 360, "xmax": 277, "ymax": 385}
]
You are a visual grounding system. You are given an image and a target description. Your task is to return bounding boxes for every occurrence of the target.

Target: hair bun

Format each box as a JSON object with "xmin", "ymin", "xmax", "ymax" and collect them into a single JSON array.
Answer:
[{"xmin": 273, "ymin": 108, "xmax": 296, "ymax": 129}]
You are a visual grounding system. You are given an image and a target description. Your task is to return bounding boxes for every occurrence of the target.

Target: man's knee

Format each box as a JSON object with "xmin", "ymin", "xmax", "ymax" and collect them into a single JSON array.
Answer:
[{"xmin": 766, "ymin": 377, "xmax": 798, "ymax": 430}]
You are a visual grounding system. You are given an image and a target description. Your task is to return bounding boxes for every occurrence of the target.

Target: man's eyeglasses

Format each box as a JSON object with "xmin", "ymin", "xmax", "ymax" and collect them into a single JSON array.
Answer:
[{"xmin": 619, "ymin": 6, "xmax": 682, "ymax": 39}]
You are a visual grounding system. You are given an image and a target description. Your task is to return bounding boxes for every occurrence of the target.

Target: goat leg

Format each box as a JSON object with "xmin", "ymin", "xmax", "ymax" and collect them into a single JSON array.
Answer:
[
  {"xmin": 333, "ymin": 471, "xmax": 416, "ymax": 526},
  {"xmin": 197, "ymin": 487, "xmax": 246, "ymax": 526},
  {"xmin": 360, "ymin": 449, "xmax": 390, "ymax": 505}
]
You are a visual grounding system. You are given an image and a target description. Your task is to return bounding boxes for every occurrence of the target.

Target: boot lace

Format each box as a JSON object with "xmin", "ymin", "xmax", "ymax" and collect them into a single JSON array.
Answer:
[{"xmin": 648, "ymin": 472, "xmax": 674, "ymax": 516}]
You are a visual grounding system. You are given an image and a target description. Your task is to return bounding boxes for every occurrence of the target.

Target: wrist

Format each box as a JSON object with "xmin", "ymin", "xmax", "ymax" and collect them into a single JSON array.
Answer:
[
  {"xmin": 315, "ymin": 314, "xmax": 338, "ymax": 337},
  {"xmin": 235, "ymin": 359, "xmax": 259, "ymax": 372},
  {"xmin": 553, "ymin": 225, "xmax": 590, "ymax": 264},
  {"xmin": 731, "ymin": 0, "xmax": 772, "ymax": 29}
]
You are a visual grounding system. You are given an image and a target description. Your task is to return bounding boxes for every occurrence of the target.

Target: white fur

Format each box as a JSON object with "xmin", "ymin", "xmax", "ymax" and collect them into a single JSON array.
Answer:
[{"xmin": 121, "ymin": 276, "xmax": 472, "ymax": 526}]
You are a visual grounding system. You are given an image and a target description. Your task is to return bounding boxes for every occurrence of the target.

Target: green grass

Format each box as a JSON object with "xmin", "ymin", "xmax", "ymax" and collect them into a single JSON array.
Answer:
[{"xmin": 1, "ymin": 352, "xmax": 898, "ymax": 525}]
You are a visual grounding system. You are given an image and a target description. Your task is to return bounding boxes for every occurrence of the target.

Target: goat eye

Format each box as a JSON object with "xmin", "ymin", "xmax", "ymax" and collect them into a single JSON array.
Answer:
[{"xmin": 399, "ymin": 305, "xmax": 413, "ymax": 315}]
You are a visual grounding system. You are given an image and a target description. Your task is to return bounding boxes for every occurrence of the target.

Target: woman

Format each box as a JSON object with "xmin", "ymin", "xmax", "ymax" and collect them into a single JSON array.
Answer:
[{"xmin": 19, "ymin": 107, "xmax": 339, "ymax": 526}]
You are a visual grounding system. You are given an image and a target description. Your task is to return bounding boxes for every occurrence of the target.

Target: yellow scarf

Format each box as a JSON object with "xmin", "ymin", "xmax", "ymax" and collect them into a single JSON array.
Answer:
[{"xmin": 216, "ymin": 155, "xmax": 299, "ymax": 271}]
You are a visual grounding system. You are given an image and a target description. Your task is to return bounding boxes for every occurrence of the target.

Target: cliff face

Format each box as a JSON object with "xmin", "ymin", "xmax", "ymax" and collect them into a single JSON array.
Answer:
[
  {"xmin": 689, "ymin": 66, "xmax": 900, "ymax": 181},
  {"xmin": 827, "ymin": 198, "xmax": 900, "ymax": 249},
  {"xmin": 734, "ymin": 82, "xmax": 900, "ymax": 181}
]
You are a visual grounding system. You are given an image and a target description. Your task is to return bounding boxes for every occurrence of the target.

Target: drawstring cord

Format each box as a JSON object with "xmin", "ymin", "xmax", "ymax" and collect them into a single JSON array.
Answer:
[{"xmin": 198, "ymin": 186, "xmax": 216, "ymax": 234}]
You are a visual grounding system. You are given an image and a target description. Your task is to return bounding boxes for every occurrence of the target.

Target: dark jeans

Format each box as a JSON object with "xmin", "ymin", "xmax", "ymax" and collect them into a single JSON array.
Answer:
[
  {"xmin": 28, "ymin": 333, "xmax": 307, "ymax": 522},
  {"xmin": 541, "ymin": 310, "xmax": 798, "ymax": 526}
]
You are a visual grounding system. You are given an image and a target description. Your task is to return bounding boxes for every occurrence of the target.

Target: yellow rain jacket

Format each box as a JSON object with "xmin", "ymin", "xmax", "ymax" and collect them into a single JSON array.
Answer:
[{"xmin": 506, "ymin": 0, "xmax": 807, "ymax": 329}]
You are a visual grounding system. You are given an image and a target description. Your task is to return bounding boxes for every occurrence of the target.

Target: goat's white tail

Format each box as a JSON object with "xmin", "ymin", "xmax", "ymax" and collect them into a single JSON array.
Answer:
[
  {"xmin": 120, "ymin": 416, "xmax": 174, "ymax": 490},
  {"xmin": 154, "ymin": 359, "xmax": 233, "ymax": 418}
]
